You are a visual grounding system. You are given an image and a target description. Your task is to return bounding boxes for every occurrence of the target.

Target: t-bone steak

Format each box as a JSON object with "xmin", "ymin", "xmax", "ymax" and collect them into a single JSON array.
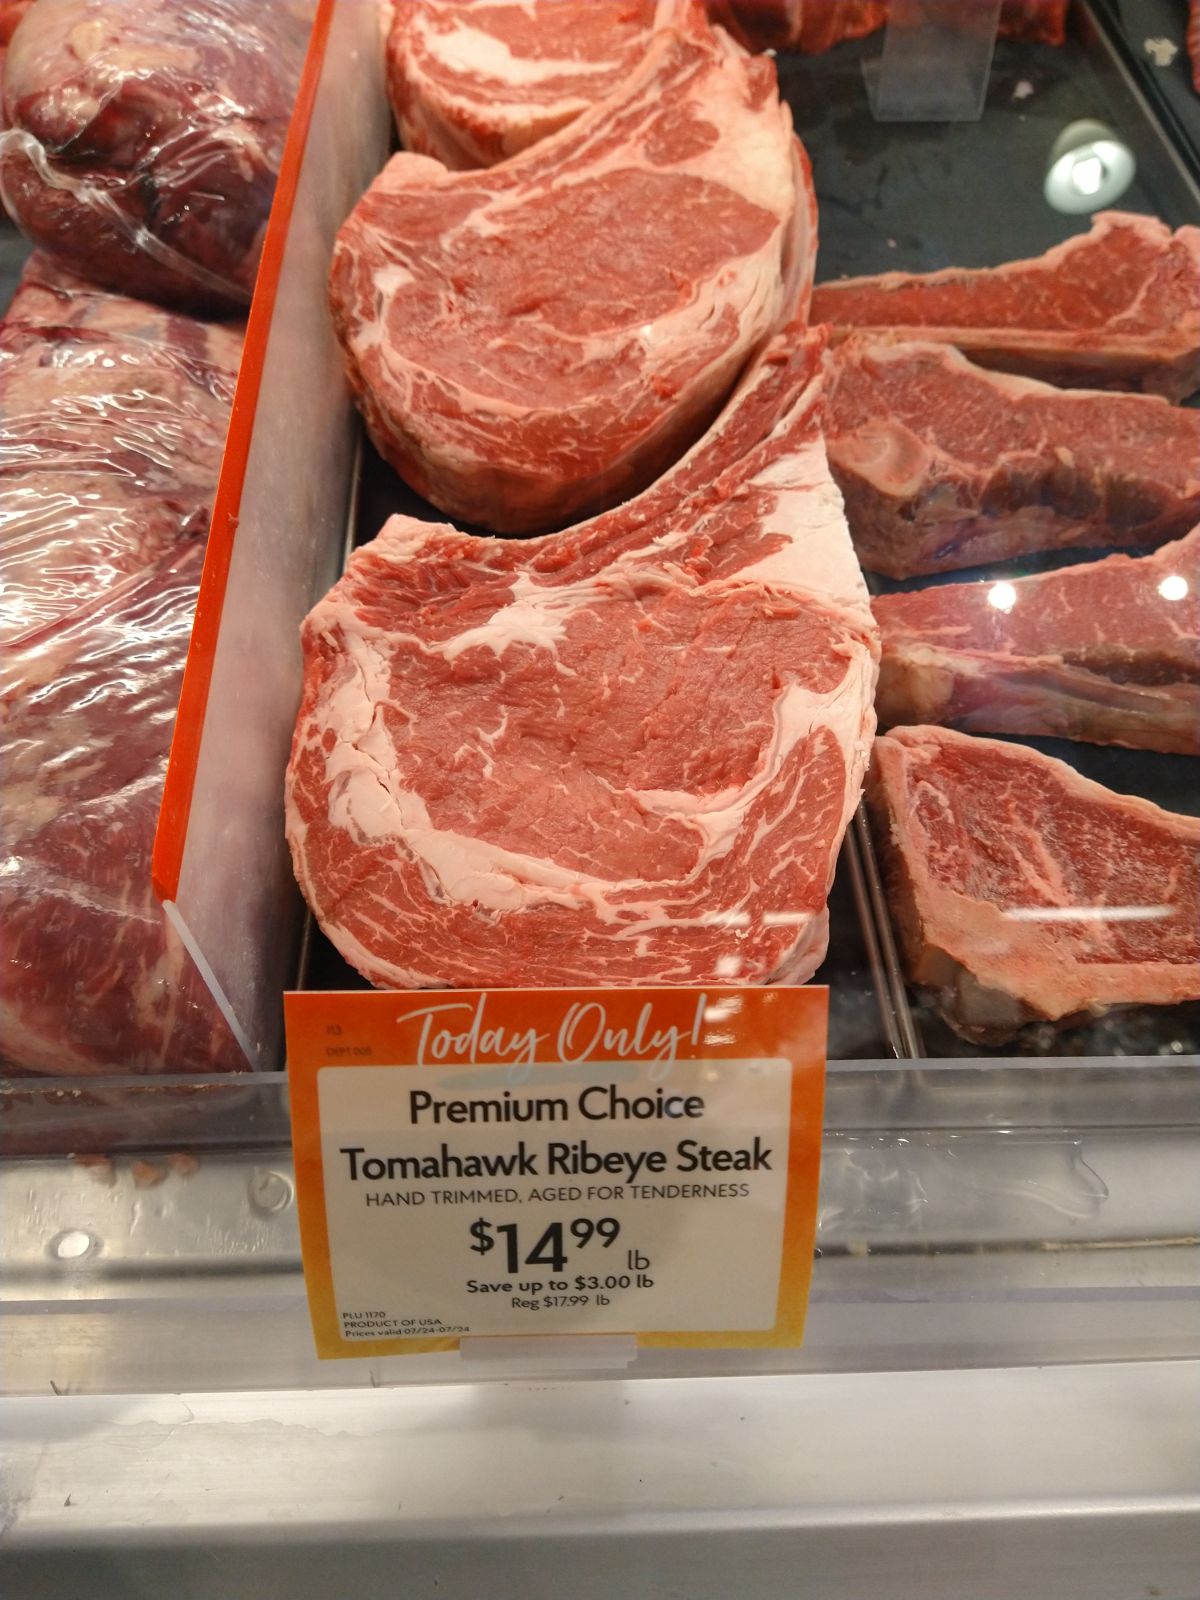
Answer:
[
  {"xmin": 823, "ymin": 336, "xmax": 1200, "ymax": 577},
  {"xmin": 874, "ymin": 525, "xmax": 1200, "ymax": 755},
  {"xmin": 0, "ymin": 0, "xmax": 309, "ymax": 311},
  {"xmin": 286, "ymin": 328, "xmax": 879, "ymax": 991},
  {"xmin": 811, "ymin": 212, "xmax": 1200, "ymax": 402},
  {"xmin": 866, "ymin": 725, "xmax": 1200, "ymax": 1041},
  {"xmin": 332, "ymin": 7, "xmax": 815, "ymax": 535}
]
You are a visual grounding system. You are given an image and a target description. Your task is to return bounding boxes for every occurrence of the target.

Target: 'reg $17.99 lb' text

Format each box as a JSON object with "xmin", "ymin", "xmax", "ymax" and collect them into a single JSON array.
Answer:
[{"xmin": 285, "ymin": 987, "xmax": 827, "ymax": 1357}]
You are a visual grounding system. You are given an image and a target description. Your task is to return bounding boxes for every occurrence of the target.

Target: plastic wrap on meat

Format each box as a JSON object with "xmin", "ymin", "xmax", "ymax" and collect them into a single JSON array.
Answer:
[
  {"xmin": 1, "ymin": 255, "xmax": 242, "ymax": 648},
  {"xmin": 2, "ymin": 547, "xmax": 244, "ymax": 1075},
  {"xmin": 0, "ymin": 257, "xmax": 245, "ymax": 1075},
  {"xmin": 0, "ymin": 0, "xmax": 310, "ymax": 312}
]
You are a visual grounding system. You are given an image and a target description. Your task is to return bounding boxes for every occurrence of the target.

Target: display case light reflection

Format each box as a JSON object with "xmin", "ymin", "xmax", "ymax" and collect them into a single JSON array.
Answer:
[
  {"xmin": 1158, "ymin": 574, "xmax": 1189, "ymax": 601},
  {"xmin": 1045, "ymin": 120, "xmax": 1135, "ymax": 215},
  {"xmin": 988, "ymin": 581, "xmax": 1018, "ymax": 612}
]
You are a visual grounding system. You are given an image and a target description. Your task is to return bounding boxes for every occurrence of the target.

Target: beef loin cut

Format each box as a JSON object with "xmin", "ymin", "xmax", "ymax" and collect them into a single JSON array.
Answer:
[
  {"xmin": 811, "ymin": 212, "xmax": 1200, "ymax": 401},
  {"xmin": 866, "ymin": 726, "xmax": 1200, "ymax": 1042},
  {"xmin": 386, "ymin": 0, "xmax": 674, "ymax": 170},
  {"xmin": 332, "ymin": 8, "xmax": 814, "ymax": 535},
  {"xmin": 0, "ymin": 257, "xmax": 245, "ymax": 1076},
  {"xmin": 0, "ymin": 0, "xmax": 309, "ymax": 311},
  {"xmin": 286, "ymin": 329, "xmax": 879, "ymax": 991},
  {"xmin": 823, "ymin": 337, "xmax": 1200, "ymax": 577},
  {"xmin": 874, "ymin": 525, "xmax": 1200, "ymax": 755},
  {"xmin": 0, "ymin": 254, "xmax": 243, "ymax": 649}
]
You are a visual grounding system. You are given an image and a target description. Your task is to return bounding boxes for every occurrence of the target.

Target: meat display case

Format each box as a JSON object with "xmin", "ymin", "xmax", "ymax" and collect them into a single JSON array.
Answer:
[{"xmin": 1, "ymin": 3, "xmax": 1198, "ymax": 1595}]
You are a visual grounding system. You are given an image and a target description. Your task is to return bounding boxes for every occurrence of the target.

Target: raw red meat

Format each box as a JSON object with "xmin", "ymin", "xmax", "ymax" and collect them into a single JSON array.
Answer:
[
  {"xmin": 874, "ymin": 526, "xmax": 1200, "ymax": 755},
  {"xmin": 1, "ymin": 547, "xmax": 243, "ymax": 1076},
  {"xmin": 286, "ymin": 328, "xmax": 879, "ymax": 991},
  {"xmin": 867, "ymin": 726, "xmax": 1200, "ymax": 1041},
  {"xmin": 823, "ymin": 337, "xmax": 1200, "ymax": 577},
  {"xmin": 0, "ymin": 254, "xmax": 243, "ymax": 649},
  {"xmin": 1190, "ymin": 0, "xmax": 1200, "ymax": 94},
  {"xmin": 811, "ymin": 212, "xmax": 1200, "ymax": 402},
  {"xmin": 0, "ymin": 258, "xmax": 245, "ymax": 1075},
  {"xmin": 0, "ymin": 0, "xmax": 309, "ymax": 311},
  {"xmin": 387, "ymin": 0, "xmax": 675, "ymax": 170},
  {"xmin": 718, "ymin": 0, "xmax": 1062, "ymax": 53},
  {"xmin": 334, "ymin": 8, "xmax": 814, "ymax": 535}
]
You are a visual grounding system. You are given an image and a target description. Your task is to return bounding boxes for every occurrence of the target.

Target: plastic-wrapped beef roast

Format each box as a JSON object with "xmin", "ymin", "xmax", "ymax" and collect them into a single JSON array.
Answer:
[
  {"xmin": 0, "ymin": 257, "xmax": 245, "ymax": 1075},
  {"xmin": 334, "ymin": 4, "xmax": 814, "ymax": 535},
  {"xmin": 0, "ymin": 0, "xmax": 310, "ymax": 311},
  {"xmin": 286, "ymin": 330, "xmax": 879, "ymax": 991}
]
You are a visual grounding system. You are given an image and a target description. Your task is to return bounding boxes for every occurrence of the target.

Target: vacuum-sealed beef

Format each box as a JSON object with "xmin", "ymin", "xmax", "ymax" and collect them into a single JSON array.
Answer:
[{"xmin": 0, "ymin": 0, "xmax": 310, "ymax": 311}]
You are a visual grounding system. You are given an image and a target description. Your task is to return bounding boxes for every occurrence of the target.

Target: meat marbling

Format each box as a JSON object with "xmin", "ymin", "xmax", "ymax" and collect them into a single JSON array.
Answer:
[
  {"xmin": 811, "ymin": 212, "xmax": 1200, "ymax": 401},
  {"xmin": 867, "ymin": 725, "xmax": 1200, "ymax": 1041},
  {"xmin": 333, "ymin": 6, "xmax": 815, "ymax": 535},
  {"xmin": 286, "ymin": 329, "xmax": 879, "ymax": 991},
  {"xmin": 874, "ymin": 526, "xmax": 1200, "ymax": 755},
  {"xmin": 823, "ymin": 336, "xmax": 1200, "ymax": 577}
]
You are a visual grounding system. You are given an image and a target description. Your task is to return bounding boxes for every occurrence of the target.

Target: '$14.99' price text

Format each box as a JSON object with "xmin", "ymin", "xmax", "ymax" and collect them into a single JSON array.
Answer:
[{"xmin": 468, "ymin": 1215, "xmax": 620, "ymax": 1274}]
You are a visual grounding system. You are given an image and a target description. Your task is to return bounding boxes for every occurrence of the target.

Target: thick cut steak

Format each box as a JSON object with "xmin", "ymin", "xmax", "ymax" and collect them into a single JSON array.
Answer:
[
  {"xmin": 874, "ymin": 526, "xmax": 1200, "ymax": 755},
  {"xmin": 0, "ymin": 258, "xmax": 244, "ymax": 1075},
  {"xmin": 386, "ymin": 0, "xmax": 673, "ymax": 170},
  {"xmin": 286, "ymin": 330, "xmax": 878, "ymax": 991},
  {"xmin": 0, "ymin": 0, "xmax": 309, "ymax": 311},
  {"xmin": 0, "ymin": 255, "xmax": 242, "ymax": 648},
  {"xmin": 332, "ymin": 9, "xmax": 814, "ymax": 535},
  {"xmin": 823, "ymin": 337, "xmax": 1200, "ymax": 577},
  {"xmin": 811, "ymin": 212, "xmax": 1200, "ymax": 401},
  {"xmin": 867, "ymin": 726, "xmax": 1200, "ymax": 1041}
]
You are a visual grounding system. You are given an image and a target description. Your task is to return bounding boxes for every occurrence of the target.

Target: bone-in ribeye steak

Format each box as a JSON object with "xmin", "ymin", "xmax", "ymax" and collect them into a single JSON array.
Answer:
[
  {"xmin": 823, "ymin": 337, "xmax": 1200, "ymax": 577},
  {"xmin": 332, "ymin": 9, "xmax": 814, "ymax": 535},
  {"xmin": 873, "ymin": 526, "xmax": 1200, "ymax": 755},
  {"xmin": 286, "ymin": 330, "xmax": 879, "ymax": 991},
  {"xmin": 867, "ymin": 725, "xmax": 1200, "ymax": 1042},
  {"xmin": 386, "ymin": 0, "xmax": 674, "ymax": 170},
  {"xmin": 811, "ymin": 212, "xmax": 1200, "ymax": 401}
]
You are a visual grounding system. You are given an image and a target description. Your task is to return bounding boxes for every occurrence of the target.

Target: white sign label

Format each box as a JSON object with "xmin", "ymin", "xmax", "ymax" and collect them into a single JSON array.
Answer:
[{"xmin": 317, "ymin": 1056, "xmax": 793, "ymax": 1339}]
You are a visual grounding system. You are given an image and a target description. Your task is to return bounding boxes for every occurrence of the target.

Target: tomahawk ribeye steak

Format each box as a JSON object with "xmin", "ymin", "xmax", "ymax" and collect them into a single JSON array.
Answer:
[
  {"xmin": 823, "ymin": 337, "xmax": 1200, "ymax": 577},
  {"xmin": 286, "ymin": 329, "xmax": 878, "ymax": 991},
  {"xmin": 874, "ymin": 526, "xmax": 1200, "ymax": 754},
  {"xmin": 811, "ymin": 212, "xmax": 1200, "ymax": 401},
  {"xmin": 867, "ymin": 725, "xmax": 1200, "ymax": 1041},
  {"xmin": 332, "ymin": 8, "xmax": 814, "ymax": 535},
  {"xmin": 0, "ymin": 0, "xmax": 308, "ymax": 310},
  {"xmin": 386, "ymin": 0, "xmax": 677, "ymax": 170}
]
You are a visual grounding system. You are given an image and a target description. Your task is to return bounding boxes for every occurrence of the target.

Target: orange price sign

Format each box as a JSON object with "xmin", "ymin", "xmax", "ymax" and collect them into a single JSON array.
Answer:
[{"xmin": 286, "ymin": 986, "xmax": 826, "ymax": 1359}]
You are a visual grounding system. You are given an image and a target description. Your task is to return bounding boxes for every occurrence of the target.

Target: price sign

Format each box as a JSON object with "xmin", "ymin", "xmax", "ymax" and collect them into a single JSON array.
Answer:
[{"xmin": 286, "ymin": 987, "xmax": 826, "ymax": 1358}]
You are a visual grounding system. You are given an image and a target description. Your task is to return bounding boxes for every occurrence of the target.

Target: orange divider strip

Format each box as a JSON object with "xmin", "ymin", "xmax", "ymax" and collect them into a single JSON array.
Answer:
[{"xmin": 152, "ymin": 0, "xmax": 337, "ymax": 903}]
